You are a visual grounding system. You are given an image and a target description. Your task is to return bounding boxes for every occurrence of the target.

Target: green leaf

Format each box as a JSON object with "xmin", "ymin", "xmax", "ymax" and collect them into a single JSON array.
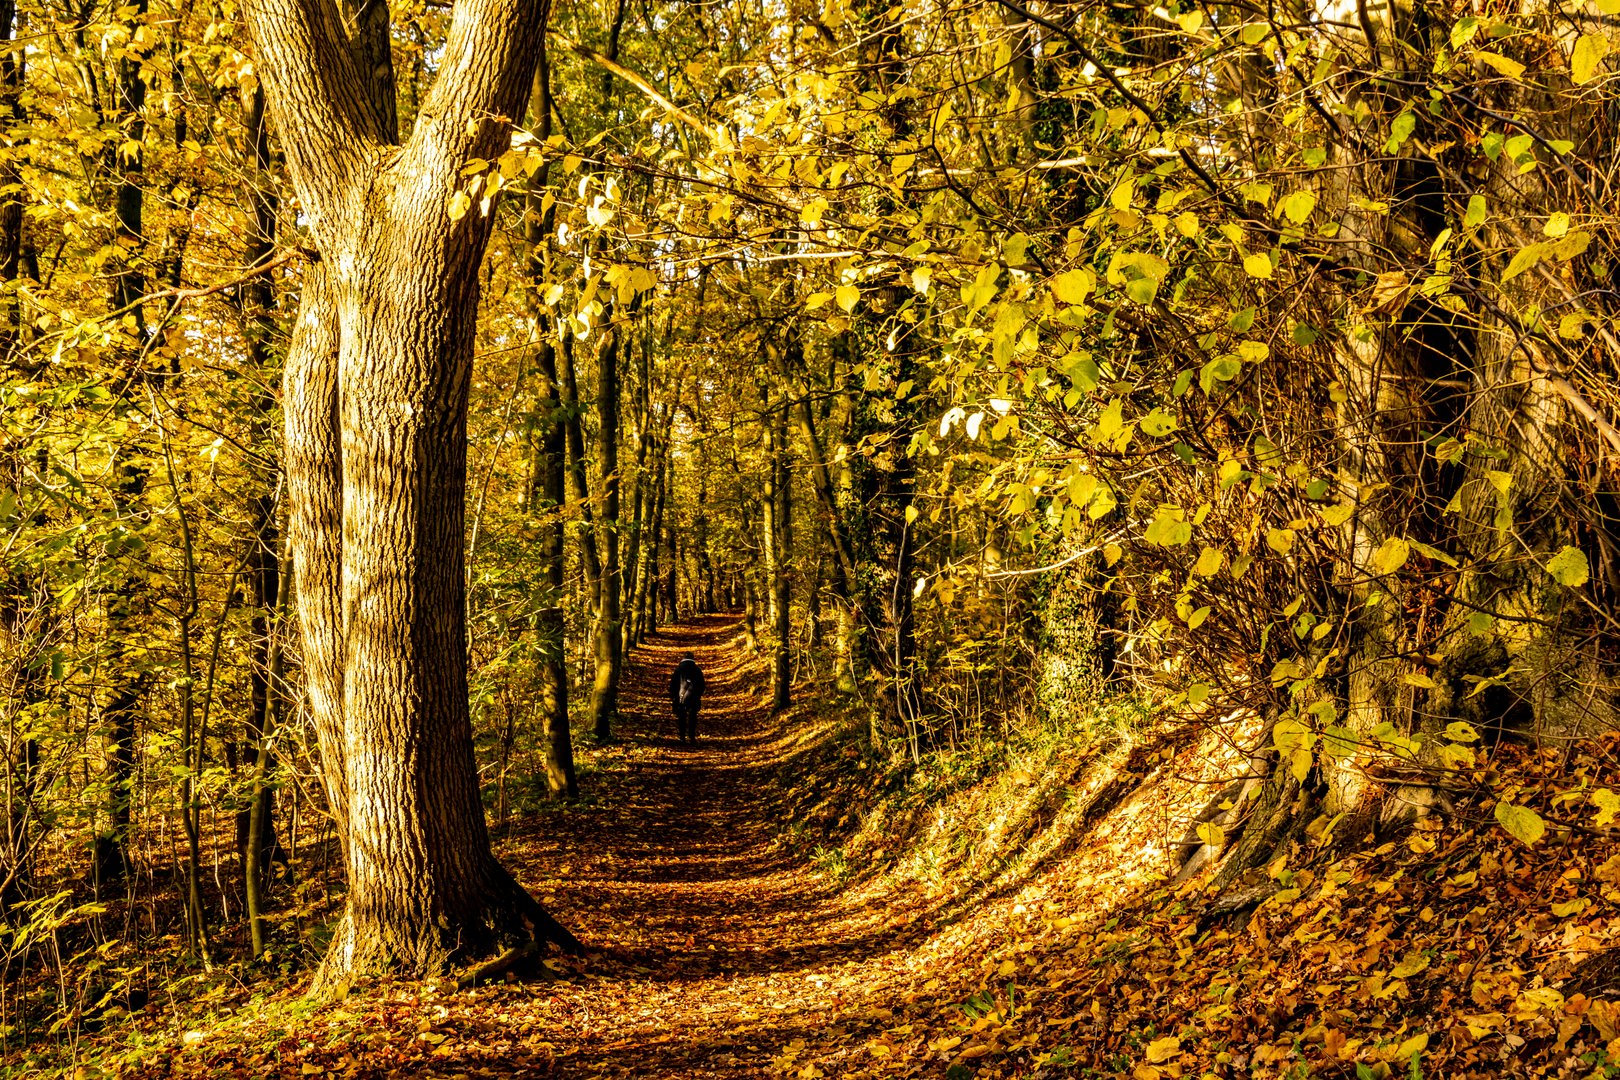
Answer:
[
  {"xmin": 1494, "ymin": 801, "xmax": 1545, "ymax": 846},
  {"xmin": 1501, "ymin": 242, "xmax": 1545, "ymax": 282},
  {"xmin": 1124, "ymin": 276, "xmax": 1159, "ymax": 305},
  {"xmin": 1145, "ymin": 506, "xmax": 1192, "ymax": 547},
  {"xmin": 1186, "ymin": 605, "xmax": 1211, "ymax": 629},
  {"xmin": 1545, "ymin": 545, "xmax": 1590, "ymax": 587},
  {"xmin": 1464, "ymin": 194, "xmax": 1487, "ymax": 228},
  {"xmin": 1199, "ymin": 356, "xmax": 1241, "ymax": 394},
  {"xmin": 1140, "ymin": 408, "xmax": 1178, "ymax": 436},
  {"xmin": 1321, "ymin": 502, "xmax": 1355, "ymax": 527},
  {"xmin": 1385, "ymin": 111, "xmax": 1417, "ymax": 154},
  {"xmin": 1281, "ymin": 190, "xmax": 1317, "ymax": 224}
]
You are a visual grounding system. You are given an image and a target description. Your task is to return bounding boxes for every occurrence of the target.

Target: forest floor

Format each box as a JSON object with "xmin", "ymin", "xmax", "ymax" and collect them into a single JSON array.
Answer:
[
  {"xmin": 27, "ymin": 616, "xmax": 1620, "ymax": 1079},
  {"xmin": 65, "ymin": 615, "xmax": 1011, "ymax": 1079}
]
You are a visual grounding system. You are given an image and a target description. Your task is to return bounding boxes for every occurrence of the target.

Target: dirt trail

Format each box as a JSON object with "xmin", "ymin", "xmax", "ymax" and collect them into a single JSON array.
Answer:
[{"xmin": 490, "ymin": 615, "xmax": 925, "ymax": 1077}]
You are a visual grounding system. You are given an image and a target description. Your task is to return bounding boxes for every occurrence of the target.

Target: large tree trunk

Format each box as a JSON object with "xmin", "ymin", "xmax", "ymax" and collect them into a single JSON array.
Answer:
[{"xmin": 246, "ymin": 0, "xmax": 579, "ymax": 984}]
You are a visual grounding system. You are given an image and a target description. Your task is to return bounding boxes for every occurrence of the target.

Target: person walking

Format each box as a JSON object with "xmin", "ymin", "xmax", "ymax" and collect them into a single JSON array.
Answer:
[{"xmin": 670, "ymin": 653, "xmax": 705, "ymax": 744}]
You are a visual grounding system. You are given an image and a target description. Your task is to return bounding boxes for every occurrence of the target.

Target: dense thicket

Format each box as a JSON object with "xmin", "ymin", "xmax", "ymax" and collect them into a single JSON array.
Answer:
[{"xmin": 3, "ymin": 0, "xmax": 1618, "ymax": 1050}]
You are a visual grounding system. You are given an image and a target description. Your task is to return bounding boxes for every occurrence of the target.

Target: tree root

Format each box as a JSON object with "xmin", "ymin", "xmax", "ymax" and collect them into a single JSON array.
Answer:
[{"xmin": 456, "ymin": 943, "xmax": 541, "ymax": 990}]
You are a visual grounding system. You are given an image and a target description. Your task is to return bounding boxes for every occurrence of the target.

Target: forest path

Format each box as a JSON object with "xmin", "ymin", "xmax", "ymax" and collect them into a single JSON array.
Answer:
[{"xmin": 477, "ymin": 615, "xmax": 922, "ymax": 1078}]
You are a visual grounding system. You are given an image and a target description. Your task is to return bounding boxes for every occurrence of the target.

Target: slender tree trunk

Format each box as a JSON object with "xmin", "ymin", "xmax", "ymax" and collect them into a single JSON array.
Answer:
[
  {"xmin": 628, "ymin": 433, "xmax": 660, "ymax": 641},
  {"xmin": 590, "ymin": 322, "xmax": 623, "ymax": 741},
  {"xmin": 236, "ymin": 83, "xmax": 285, "ymax": 904},
  {"xmin": 694, "ymin": 442, "xmax": 715, "ymax": 612},
  {"xmin": 560, "ymin": 336, "xmax": 602, "ymax": 604},
  {"xmin": 97, "ymin": 0, "xmax": 154, "ymax": 887},
  {"xmin": 522, "ymin": 59, "xmax": 576, "ymax": 800},
  {"xmin": 764, "ymin": 395, "xmax": 792, "ymax": 710},
  {"xmin": 620, "ymin": 411, "xmax": 649, "ymax": 653}
]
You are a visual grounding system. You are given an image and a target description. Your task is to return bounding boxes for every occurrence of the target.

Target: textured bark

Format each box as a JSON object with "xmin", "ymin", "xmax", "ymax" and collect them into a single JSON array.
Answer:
[
  {"xmin": 589, "ymin": 323, "xmax": 623, "ymax": 741},
  {"xmin": 763, "ymin": 393, "xmax": 792, "ymax": 711},
  {"xmin": 96, "ymin": 0, "xmax": 154, "ymax": 886},
  {"xmin": 521, "ymin": 57, "xmax": 576, "ymax": 800},
  {"xmin": 246, "ymin": 0, "xmax": 578, "ymax": 983},
  {"xmin": 619, "ymin": 351, "xmax": 650, "ymax": 653},
  {"xmin": 0, "ymin": 0, "xmax": 21, "ymax": 348},
  {"xmin": 559, "ymin": 336, "xmax": 602, "ymax": 604},
  {"xmin": 237, "ymin": 85, "xmax": 286, "ymax": 916}
]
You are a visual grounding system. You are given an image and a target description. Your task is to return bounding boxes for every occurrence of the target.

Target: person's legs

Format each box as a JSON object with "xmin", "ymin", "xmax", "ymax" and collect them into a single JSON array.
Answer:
[{"xmin": 676, "ymin": 703, "xmax": 694, "ymax": 742}]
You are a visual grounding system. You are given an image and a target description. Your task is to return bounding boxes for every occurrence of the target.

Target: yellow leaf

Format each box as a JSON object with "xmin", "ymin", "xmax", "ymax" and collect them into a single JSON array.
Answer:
[
  {"xmin": 1502, "ymin": 242, "xmax": 1546, "ymax": 282},
  {"xmin": 1474, "ymin": 50, "xmax": 1526, "ymax": 80},
  {"xmin": 1194, "ymin": 546, "xmax": 1225, "ymax": 577},
  {"xmin": 1552, "ymin": 897, "xmax": 1591, "ymax": 917},
  {"xmin": 1572, "ymin": 32, "xmax": 1609, "ymax": 84},
  {"xmin": 1494, "ymin": 801, "xmax": 1545, "ymax": 846},
  {"xmin": 1591, "ymin": 787, "xmax": 1620, "ymax": 825},
  {"xmin": 1373, "ymin": 536, "xmax": 1411, "ymax": 575},
  {"xmin": 1051, "ymin": 268, "xmax": 1095, "ymax": 305},
  {"xmin": 1243, "ymin": 252, "xmax": 1274, "ymax": 278},
  {"xmin": 1111, "ymin": 177, "xmax": 1136, "ymax": 211},
  {"xmin": 834, "ymin": 285, "xmax": 860, "ymax": 313},
  {"xmin": 1145, "ymin": 1034, "xmax": 1181, "ymax": 1063},
  {"xmin": 446, "ymin": 190, "xmax": 472, "ymax": 221},
  {"xmin": 1266, "ymin": 527, "xmax": 1295, "ymax": 554},
  {"xmin": 1392, "ymin": 952, "xmax": 1431, "ymax": 978},
  {"xmin": 1515, "ymin": 987, "xmax": 1565, "ymax": 1015},
  {"xmin": 1393, "ymin": 1032, "xmax": 1429, "ymax": 1061}
]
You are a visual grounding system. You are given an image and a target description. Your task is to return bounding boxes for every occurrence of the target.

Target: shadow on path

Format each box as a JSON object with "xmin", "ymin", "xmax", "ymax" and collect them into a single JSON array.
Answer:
[{"xmin": 481, "ymin": 616, "xmax": 928, "ymax": 1077}]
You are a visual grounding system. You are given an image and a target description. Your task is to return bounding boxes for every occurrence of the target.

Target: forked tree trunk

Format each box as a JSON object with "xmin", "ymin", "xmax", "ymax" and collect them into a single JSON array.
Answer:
[{"xmin": 247, "ymin": 0, "xmax": 578, "ymax": 984}]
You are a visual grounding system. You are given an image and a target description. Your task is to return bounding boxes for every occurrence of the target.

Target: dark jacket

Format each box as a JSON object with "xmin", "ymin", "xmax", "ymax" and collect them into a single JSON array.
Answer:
[{"xmin": 670, "ymin": 658, "xmax": 705, "ymax": 707}]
